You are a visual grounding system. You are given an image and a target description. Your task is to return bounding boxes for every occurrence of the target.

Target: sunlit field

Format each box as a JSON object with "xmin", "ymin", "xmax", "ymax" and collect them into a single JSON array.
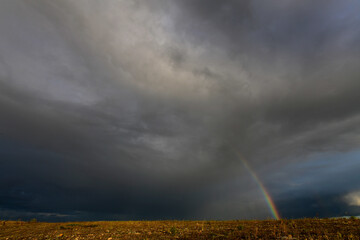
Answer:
[{"xmin": 1, "ymin": 218, "xmax": 360, "ymax": 239}]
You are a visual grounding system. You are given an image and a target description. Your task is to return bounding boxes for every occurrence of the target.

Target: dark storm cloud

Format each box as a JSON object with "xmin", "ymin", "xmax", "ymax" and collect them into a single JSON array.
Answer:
[
  {"xmin": 269, "ymin": 151, "xmax": 360, "ymax": 218},
  {"xmin": 1, "ymin": 0, "xmax": 360, "ymax": 220},
  {"xmin": 171, "ymin": 0, "xmax": 360, "ymax": 164}
]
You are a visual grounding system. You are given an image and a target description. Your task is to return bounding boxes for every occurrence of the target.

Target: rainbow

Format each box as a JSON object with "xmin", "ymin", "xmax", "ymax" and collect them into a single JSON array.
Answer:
[{"xmin": 237, "ymin": 153, "xmax": 281, "ymax": 220}]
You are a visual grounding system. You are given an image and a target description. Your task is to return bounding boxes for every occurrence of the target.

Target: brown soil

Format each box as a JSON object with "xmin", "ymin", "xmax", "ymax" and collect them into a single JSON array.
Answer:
[{"xmin": 0, "ymin": 218, "xmax": 359, "ymax": 239}]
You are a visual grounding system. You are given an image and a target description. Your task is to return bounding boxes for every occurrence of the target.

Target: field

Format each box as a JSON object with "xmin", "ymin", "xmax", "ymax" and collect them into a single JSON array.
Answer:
[{"xmin": 1, "ymin": 218, "xmax": 360, "ymax": 239}]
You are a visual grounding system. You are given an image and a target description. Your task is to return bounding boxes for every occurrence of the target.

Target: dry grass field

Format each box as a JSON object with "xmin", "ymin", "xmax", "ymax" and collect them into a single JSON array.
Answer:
[{"xmin": 1, "ymin": 218, "xmax": 360, "ymax": 239}]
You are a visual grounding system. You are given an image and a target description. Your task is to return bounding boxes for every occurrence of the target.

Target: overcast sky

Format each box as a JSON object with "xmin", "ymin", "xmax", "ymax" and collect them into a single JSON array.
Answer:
[{"xmin": 1, "ymin": 0, "xmax": 360, "ymax": 221}]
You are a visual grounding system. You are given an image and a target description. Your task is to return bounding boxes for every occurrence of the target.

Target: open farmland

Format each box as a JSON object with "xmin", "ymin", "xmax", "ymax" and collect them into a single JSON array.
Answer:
[{"xmin": 1, "ymin": 218, "xmax": 360, "ymax": 239}]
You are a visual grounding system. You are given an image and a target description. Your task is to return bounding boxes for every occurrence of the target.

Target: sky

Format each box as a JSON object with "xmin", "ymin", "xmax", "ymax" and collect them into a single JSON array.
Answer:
[{"xmin": 1, "ymin": 0, "xmax": 360, "ymax": 221}]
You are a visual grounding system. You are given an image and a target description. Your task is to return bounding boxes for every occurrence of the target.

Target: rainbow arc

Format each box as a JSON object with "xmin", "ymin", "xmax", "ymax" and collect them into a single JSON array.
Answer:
[{"xmin": 237, "ymin": 153, "xmax": 281, "ymax": 220}]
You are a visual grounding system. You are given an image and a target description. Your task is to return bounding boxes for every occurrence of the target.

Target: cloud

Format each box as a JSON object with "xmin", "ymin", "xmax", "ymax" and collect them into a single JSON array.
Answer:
[
  {"xmin": 1, "ymin": 0, "xmax": 360, "ymax": 220},
  {"xmin": 344, "ymin": 191, "xmax": 360, "ymax": 207}
]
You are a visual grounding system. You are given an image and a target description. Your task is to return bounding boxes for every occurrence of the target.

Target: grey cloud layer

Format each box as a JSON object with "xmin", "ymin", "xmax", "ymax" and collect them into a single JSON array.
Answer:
[{"xmin": 1, "ymin": 0, "xmax": 360, "ymax": 220}]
